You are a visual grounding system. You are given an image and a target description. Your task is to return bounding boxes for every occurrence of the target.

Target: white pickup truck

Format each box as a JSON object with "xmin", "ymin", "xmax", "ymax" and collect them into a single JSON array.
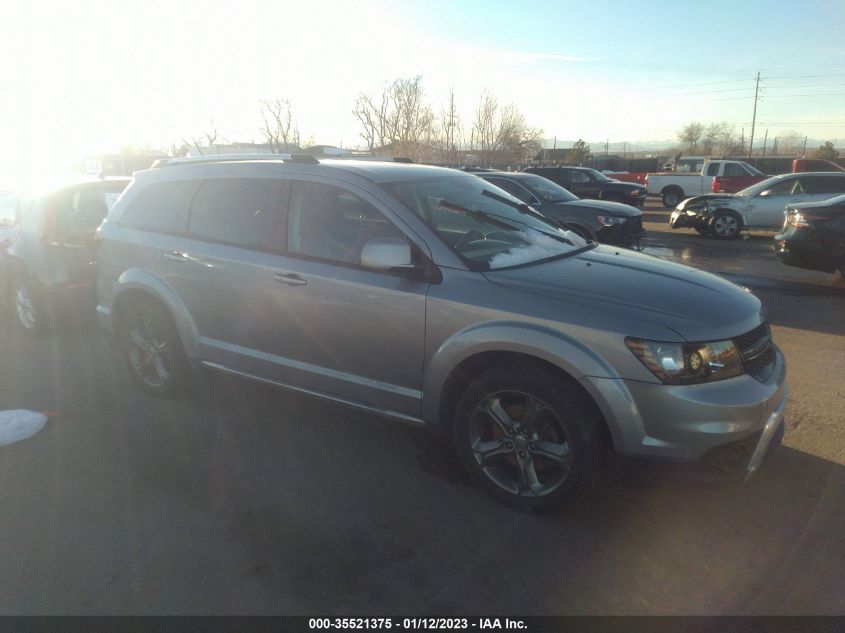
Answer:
[{"xmin": 646, "ymin": 160, "xmax": 766, "ymax": 208}]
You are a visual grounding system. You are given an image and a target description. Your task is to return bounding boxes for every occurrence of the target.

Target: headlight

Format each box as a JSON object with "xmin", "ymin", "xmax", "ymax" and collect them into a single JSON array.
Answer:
[
  {"xmin": 597, "ymin": 216, "xmax": 627, "ymax": 226},
  {"xmin": 625, "ymin": 337, "xmax": 744, "ymax": 384}
]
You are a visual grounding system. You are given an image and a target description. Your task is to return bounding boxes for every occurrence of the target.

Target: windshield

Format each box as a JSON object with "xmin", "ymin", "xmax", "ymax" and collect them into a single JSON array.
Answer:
[
  {"xmin": 518, "ymin": 174, "xmax": 578, "ymax": 203},
  {"xmin": 384, "ymin": 174, "xmax": 589, "ymax": 270}
]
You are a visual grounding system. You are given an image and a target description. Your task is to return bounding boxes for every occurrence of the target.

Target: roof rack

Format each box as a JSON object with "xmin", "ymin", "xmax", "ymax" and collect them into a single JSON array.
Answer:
[{"xmin": 151, "ymin": 153, "xmax": 320, "ymax": 168}]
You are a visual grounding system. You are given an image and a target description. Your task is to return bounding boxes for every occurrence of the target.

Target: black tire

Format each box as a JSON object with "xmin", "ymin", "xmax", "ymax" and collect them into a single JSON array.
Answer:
[
  {"xmin": 452, "ymin": 365, "xmax": 604, "ymax": 512},
  {"xmin": 709, "ymin": 210, "xmax": 743, "ymax": 239},
  {"xmin": 12, "ymin": 275, "xmax": 46, "ymax": 336},
  {"xmin": 694, "ymin": 226, "xmax": 710, "ymax": 236},
  {"xmin": 661, "ymin": 188, "xmax": 683, "ymax": 208},
  {"xmin": 117, "ymin": 299, "xmax": 189, "ymax": 396}
]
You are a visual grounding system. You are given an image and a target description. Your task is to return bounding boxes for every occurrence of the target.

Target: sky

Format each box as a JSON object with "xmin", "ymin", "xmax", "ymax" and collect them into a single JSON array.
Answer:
[{"xmin": 1, "ymin": 0, "xmax": 844, "ymax": 185}]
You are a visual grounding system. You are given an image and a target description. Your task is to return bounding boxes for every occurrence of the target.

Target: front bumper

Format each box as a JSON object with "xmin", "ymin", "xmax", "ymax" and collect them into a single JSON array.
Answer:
[
  {"xmin": 669, "ymin": 208, "xmax": 710, "ymax": 230},
  {"xmin": 598, "ymin": 217, "xmax": 646, "ymax": 248},
  {"xmin": 582, "ymin": 346, "xmax": 787, "ymax": 477}
]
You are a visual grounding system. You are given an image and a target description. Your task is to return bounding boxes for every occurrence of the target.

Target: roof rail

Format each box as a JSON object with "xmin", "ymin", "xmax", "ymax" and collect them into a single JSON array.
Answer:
[{"xmin": 152, "ymin": 153, "xmax": 320, "ymax": 168}]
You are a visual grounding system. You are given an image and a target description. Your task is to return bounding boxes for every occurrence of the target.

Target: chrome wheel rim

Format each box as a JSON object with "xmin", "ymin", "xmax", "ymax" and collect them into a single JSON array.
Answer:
[
  {"xmin": 714, "ymin": 215, "xmax": 738, "ymax": 236},
  {"xmin": 125, "ymin": 314, "xmax": 172, "ymax": 388},
  {"xmin": 468, "ymin": 391, "xmax": 571, "ymax": 498},
  {"xmin": 15, "ymin": 285, "xmax": 36, "ymax": 329}
]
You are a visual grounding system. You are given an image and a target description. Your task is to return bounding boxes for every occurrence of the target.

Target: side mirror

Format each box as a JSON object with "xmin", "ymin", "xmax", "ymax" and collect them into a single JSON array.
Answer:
[{"xmin": 360, "ymin": 237, "xmax": 414, "ymax": 272}]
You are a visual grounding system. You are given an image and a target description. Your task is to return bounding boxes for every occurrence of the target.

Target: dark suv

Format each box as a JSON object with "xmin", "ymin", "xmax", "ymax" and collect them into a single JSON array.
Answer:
[
  {"xmin": 469, "ymin": 170, "xmax": 644, "ymax": 247},
  {"xmin": 3, "ymin": 178, "xmax": 130, "ymax": 333},
  {"xmin": 526, "ymin": 166, "xmax": 647, "ymax": 207}
]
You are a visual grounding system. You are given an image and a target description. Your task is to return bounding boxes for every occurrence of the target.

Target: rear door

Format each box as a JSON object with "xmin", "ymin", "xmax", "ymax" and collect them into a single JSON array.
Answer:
[
  {"xmin": 159, "ymin": 176, "xmax": 287, "ymax": 376},
  {"xmin": 264, "ymin": 178, "xmax": 428, "ymax": 416}
]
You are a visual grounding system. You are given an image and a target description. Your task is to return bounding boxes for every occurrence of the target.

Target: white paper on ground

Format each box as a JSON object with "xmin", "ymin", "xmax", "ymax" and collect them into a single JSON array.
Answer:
[{"xmin": 0, "ymin": 410, "xmax": 48, "ymax": 447}]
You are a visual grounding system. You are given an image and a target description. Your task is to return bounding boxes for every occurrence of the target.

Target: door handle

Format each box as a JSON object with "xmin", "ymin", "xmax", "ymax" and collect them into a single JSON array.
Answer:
[
  {"xmin": 273, "ymin": 272, "xmax": 307, "ymax": 287},
  {"xmin": 162, "ymin": 250, "xmax": 189, "ymax": 262}
]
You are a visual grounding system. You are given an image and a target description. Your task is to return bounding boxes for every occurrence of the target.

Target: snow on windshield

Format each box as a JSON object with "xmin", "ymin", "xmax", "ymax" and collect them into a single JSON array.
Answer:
[{"xmin": 489, "ymin": 230, "xmax": 576, "ymax": 269}]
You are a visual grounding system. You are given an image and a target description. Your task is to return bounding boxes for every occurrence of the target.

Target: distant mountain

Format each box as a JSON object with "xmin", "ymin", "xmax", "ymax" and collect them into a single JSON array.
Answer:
[{"xmin": 541, "ymin": 138, "xmax": 675, "ymax": 152}]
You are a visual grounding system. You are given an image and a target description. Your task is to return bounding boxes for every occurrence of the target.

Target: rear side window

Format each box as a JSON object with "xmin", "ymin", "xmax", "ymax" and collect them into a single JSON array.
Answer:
[
  {"xmin": 723, "ymin": 163, "xmax": 749, "ymax": 177},
  {"xmin": 188, "ymin": 178, "xmax": 282, "ymax": 250},
  {"xmin": 120, "ymin": 180, "xmax": 198, "ymax": 234},
  {"xmin": 706, "ymin": 163, "xmax": 720, "ymax": 176},
  {"xmin": 54, "ymin": 182, "xmax": 130, "ymax": 237},
  {"xmin": 804, "ymin": 176, "xmax": 845, "ymax": 195}
]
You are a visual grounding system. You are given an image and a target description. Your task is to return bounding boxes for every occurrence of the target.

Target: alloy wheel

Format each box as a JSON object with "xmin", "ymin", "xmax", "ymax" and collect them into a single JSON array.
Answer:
[
  {"xmin": 125, "ymin": 313, "xmax": 173, "ymax": 388},
  {"xmin": 468, "ymin": 391, "xmax": 572, "ymax": 498},
  {"xmin": 15, "ymin": 285, "xmax": 37, "ymax": 330},
  {"xmin": 713, "ymin": 215, "xmax": 739, "ymax": 237}
]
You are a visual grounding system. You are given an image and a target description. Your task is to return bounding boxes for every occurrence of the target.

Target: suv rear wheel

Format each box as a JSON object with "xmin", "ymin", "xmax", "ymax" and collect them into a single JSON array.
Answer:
[
  {"xmin": 13, "ymin": 276, "xmax": 46, "ymax": 335},
  {"xmin": 118, "ymin": 299, "xmax": 188, "ymax": 396},
  {"xmin": 453, "ymin": 366, "xmax": 603, "ymax": 512}
]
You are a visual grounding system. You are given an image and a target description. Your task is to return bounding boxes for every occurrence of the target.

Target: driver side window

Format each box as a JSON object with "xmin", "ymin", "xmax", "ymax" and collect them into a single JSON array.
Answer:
[
  {"xmin": 762, "ymin": 178, "xmax": 798, "ymax": 196},
  {"xmin": 286, "ymin": 182, "xmax": 405, "ymax": 265},
  {"xmin": 569, "ymin": 171, "xmax": 590, "ymax": 184}
]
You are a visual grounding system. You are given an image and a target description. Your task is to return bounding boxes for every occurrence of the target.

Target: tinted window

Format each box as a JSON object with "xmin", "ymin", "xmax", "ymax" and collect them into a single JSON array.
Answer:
[
  {"xmin": 518, "ymin": 174, "xmax": 578, "ymax": 202},
  {"xmin": 287, "ymin": 182, "xmax": 404, "ymax": 265},
  {"xmin": 485, "ymin": 178, "xmax": 535, "ymax": 204},
  {"xmin": 763, "ymin": 178, "xmax": 799, "ymax": 195},
  {"xmin": 723, "ymin": 163, "xmax": 748, "ymax": 177},
  {"xmin": 188, "ymin": 179, "xmax": 281, "ymax": 250},
  {"xmin": 569, "ymin": 171, "xmax": 590, "ymax": 184},
  {"xmin": 120, "ymin": 180, "xmax": 198, "ymax": 234},
  {"xmin": 55, "ymin": 181, "xmax": 129, "ymax": 237},
  {"xmin": 706, "ymin": 163, "xmax": 720, "ymax": 176},
  {"xmin": 804, "ymin": 176, "xmax": 845, "ymax": 194}
]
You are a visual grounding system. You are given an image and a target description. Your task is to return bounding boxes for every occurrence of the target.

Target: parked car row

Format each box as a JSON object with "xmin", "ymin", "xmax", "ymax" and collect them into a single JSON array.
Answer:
[{"xmin": 0, "ymin": 156, "xmax": 786, "ymax": 511}]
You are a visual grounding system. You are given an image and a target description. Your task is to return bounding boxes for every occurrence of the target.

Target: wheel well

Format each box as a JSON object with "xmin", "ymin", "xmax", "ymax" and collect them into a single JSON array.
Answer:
[
  {"xmin": 112, "ymin": 288, "xmax": 166, "ymax": 332},
  {"xmin": 661, "ymin": 185, "xmax": 683, "ymax": 195},
  {"xmin": 436, "ymin": 351, "xmax": 613, "ymax": 450},
  {"xmin": 712, "ymin": 208, "xmax": 744, "ymax": 224}
]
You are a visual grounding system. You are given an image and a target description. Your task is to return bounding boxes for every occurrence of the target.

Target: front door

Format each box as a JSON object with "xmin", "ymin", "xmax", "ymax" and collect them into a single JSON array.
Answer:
[{"xmin": 265, "ymin": 179, "xmax": 428, "ymax": 417}]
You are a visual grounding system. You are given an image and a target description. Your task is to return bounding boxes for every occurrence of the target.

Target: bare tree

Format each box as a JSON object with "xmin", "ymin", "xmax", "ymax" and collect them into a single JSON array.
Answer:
[
  {"xmin": 260, "ymin": 99, "xmax": 298, "ymax": 153},
  {"xmin": 777, "ymin": 130, "xmax": 803, "ymax": 155},
  {"xmin": 678, "ymin": 122, "xmax": 705, "ymax": 153},
  {"xmin": 437, "ymin": 88, "xmax": 462, "ymax": 165},
  {"xmin": 353, "ymin": 76, "xmax": 435, "ymax": 161},
  {"xmin": 471, "ymin": 92, "xmax": 541, "ymax": 167},
  {"xmin": 183, "ymin": 121, "xmax": 219, "ymax": 156}
]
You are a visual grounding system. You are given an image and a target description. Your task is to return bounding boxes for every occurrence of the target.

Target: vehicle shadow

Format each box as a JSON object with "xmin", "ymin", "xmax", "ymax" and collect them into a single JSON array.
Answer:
[{"xmin": 179, "ymin": 373, "xmax": 845, "ymax": 615}]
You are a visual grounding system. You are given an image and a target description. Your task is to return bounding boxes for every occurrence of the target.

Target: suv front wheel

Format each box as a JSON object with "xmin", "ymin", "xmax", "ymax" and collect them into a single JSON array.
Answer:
[
  {"xmin": 118, "ymin": 299, "xmax": 188, "ymax": 396},
  {"xmin": 453, "ymin": 366, "xmax": 603, "ymax": 512}
]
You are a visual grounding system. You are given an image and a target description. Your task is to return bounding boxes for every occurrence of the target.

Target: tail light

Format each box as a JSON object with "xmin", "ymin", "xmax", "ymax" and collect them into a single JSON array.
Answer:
[
  {"xmin": 712, "ymin": 177, "xmax": 723, "ymax": 193},
  {"xmin": 787, "ymin": 211, "xmax": 824, "ymax": 228}
]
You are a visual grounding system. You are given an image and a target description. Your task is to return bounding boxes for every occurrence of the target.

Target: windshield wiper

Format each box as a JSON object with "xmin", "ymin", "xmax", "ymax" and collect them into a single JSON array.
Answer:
[{"xmin": 480, "ymin": 189, "xmax": 550, "ymax": 222}]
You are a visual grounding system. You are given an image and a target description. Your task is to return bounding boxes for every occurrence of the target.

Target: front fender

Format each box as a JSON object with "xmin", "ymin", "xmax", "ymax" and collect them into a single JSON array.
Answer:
[
  {"xmin": 422, "ymin": 320, "xmax": 618, "ymax": 427},
  {"xmin": 111, "ymin": 268, "xmax": 200, "ymax": 359}
]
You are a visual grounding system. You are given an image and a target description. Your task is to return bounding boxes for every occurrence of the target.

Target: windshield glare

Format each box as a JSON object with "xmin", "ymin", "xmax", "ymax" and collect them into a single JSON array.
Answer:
[
  {"xmin": 585, "ymin": 168, "xmax": 611, "ymax": 182},
  {"xmin": 385, "ymin": 175, "xmax": 587, "ymax": 270},
  {"xmin": 518, "ymin": 174, "xmax": 578, "ymax": 203}
]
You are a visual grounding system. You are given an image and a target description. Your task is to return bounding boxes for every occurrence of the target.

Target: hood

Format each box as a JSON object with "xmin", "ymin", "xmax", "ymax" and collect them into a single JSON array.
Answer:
[
  {"xmin": 551, "ymin": 198, "xmax": 641, "ymax": 217},
  {"xmin": 483, "ymin": 245, "xmax": 762, "ymax": 342}
]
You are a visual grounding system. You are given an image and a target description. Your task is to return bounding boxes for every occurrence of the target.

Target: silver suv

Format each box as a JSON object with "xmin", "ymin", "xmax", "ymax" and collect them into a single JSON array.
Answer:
[{"xmin": 96, "ymin": 156, "xmax": 787, "ymax": 510}]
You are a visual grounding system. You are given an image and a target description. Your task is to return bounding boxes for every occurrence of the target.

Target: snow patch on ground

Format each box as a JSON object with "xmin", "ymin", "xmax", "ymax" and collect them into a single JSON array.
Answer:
[
  {"xmin": 0, "ymin": 410, "xmax": 48, "ymax": 448},
  {"xmin": 489, "ymin": 231, "xmax": 572, "ymax": 269}
]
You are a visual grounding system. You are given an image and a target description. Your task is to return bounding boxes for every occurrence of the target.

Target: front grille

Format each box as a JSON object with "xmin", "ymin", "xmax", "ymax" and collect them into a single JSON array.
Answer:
[
  {"xmin": 626, "ymin": 216, "xmax": 643, "ymax": 234},
  {"xmin": 733, "ymin": 322, "xmax": 776, "ymax": 382}
]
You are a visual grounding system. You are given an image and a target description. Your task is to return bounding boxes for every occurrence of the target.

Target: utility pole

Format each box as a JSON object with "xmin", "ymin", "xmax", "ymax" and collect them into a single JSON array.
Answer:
[
  {"xmin": 802, "ymin": 136, "xmax": 808, "ymax": 157},
  {"xmin": 762, "ymin": 129, "xmax": 768, "ymax": 159},
  {"xmin": 748, "ymin": 71, "xmax": 761, "ymax": 159}
]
